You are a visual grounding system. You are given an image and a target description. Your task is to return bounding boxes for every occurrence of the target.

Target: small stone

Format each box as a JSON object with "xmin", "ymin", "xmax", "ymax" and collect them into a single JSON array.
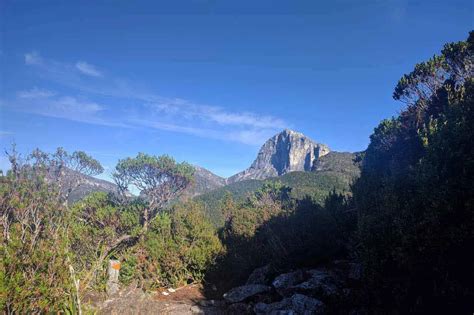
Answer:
[{"xmin": 191, "ymin": 305, "xmax": 204, "ymax": 314}]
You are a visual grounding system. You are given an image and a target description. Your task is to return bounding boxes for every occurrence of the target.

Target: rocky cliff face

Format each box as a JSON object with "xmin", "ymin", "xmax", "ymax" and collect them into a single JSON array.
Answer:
[{"xmin": 227, "ymin": 129, "xmax": 330, "ymax": 183}]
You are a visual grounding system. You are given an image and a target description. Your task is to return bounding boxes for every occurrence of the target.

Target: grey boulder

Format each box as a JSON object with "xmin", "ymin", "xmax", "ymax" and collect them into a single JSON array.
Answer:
[{"xmin": 223, "ymin": 284, "xmax": 272, "ymax": 303}]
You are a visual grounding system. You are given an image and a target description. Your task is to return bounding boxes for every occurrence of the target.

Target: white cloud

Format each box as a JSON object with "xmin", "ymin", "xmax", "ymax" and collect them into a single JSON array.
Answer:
[
  {"xmin": 24, "ymin": 51, "xmax": 42, "ymax": 65},
  {"xmin": 133, "ymin": 119, "xmax": 276, "ymax": 146},
  {"xmin": 52, "ymin": 96, "xmax": 104, "ymax": 114},
  {"xmin": 147, "ymin": 101, "xmax": 287, "ymax": 130},
  {"xmin": 76, "ymin": 61, "xmax": 103, "ymax": 77},
  {"xmin": 17, "ymin": 87, "xmax": 56, "ymax": 98},
  {"xmin": 203, "ymin": 108, "xmax": 286, "ymax": 129},
  {"xmin": 11, "ymin": 94, "xmax": 128, "ymax": 128}
]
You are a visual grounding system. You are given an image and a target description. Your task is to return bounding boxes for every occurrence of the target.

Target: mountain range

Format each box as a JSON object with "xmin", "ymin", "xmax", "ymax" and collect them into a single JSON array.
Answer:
[{"xmin": 66, "ymin": 129, "xmax": 360, "ymax": 204}]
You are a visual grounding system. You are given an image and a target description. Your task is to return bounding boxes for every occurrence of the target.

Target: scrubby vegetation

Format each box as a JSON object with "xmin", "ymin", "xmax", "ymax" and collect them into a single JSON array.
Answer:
[
  {"xmin": 197, "ymin": 153, "xmax": 359, "ymax": 227},
  {"xmin": 352, "ymin": 31, "xmax": 474, "ymax": 313},
  {"xmin": 204, "ymin": 182, "xmax": 355, "ymax": 294},
  {"xmin": 0, "ymin": 150, "xmax": 222, "ymax": 313}
]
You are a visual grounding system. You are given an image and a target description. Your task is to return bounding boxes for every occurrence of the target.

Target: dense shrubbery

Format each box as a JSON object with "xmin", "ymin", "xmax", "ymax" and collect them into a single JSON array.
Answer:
[
  {"xmin": 0, "ymin": 166, "xmax": 77, "ymax": 313},
  {"xmin": 197, "ymin": 165, "xmax": 357, "ymax": 227},
  {"xmin": 352, "ymin": 32, "xmax": 474, "ymax": 312},
  {"xmin": 122, "ymin": 201, "xmax": 223, "ymax": 288},
  {"xmin": 205, "ymin": 181, "xmax": 355, "ymax": 292},
  {"xmin": 0, "ymin": 150, "xmax": 222, "ymax": 313}
]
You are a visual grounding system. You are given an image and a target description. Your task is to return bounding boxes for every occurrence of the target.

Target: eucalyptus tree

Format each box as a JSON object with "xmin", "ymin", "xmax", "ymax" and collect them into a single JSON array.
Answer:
[
  {"xmin": 113, "ymin": 153, "xmax": 194, "ymax": 234},
  {"xmin": 27, "ymin": 147, "xmax": 104, "ymax": 203}
]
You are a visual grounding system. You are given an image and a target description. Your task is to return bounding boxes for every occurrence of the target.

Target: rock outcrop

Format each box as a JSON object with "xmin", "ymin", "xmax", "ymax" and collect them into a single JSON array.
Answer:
[
  {"xmin": 221, "ymin": 261, "xmax": 365, "ymax": 314},
  {"xmin": 228, "ymin": 129, "xmax": 330, "ymax": 183}
]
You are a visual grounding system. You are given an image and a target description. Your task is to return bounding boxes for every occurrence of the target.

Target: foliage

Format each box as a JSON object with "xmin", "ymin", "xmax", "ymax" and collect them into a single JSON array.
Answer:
[
  {"xmin": 120, "ymin": 201, "xmax": 223, "ymax": 288},
  {"xmin": 27, "ymin": 147, "xmax": 104, "ymax": 204},
  {"xmin": 68, "ymin": 192, "xmax": 141, "ymax": 291},
  {"xmin": 205, "ymin": 183, "xmax": 355, "ymax": 292},
  {"xmin": 0, "ymin": 150, "xmax": 221, "ymax": 312},
  {"xmin": 353, "ymin": 31, "xmax": 474, "ymax": 313},
  {"xmin": 0, "ymin": 168, "xmax": 77, "ymax": 313},
  {"xmin": 113, "ymin": 153, "xmax": 195, "ymax": 235},
  {"xmin": 197, "ymin": 162, "xmax": 357, "ymax": 227}
]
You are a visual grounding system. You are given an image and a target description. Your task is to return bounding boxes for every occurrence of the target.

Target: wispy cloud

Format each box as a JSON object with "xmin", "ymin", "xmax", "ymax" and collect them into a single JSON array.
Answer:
[
  {"xmin": 9, "ymin": 93, "xmax": 129, "ymax": 128},
  {"xmin": 17, "ymin": 87, "xmax": 56, "ymax": 98},
  {"xmin": 24, "ymin": 51, "xmax": 43, "ymax": 65},
  {"xmin": 147, "ymin": 101, "xmax": 286, "ymax": 130},
  {"xmin": 0, "ymin": 131, "xmax": 13, "ymax": 138},
  {"xmin": 132, "ymin": 119, "xmax": 275, "ymax": 145},
  {"xmin": 76, "ymin": 61, "xmax": 103, "ymax": 77},
  {"xmin": 17, "ymin": 52, "xmax": 289, "ymax": 145}
]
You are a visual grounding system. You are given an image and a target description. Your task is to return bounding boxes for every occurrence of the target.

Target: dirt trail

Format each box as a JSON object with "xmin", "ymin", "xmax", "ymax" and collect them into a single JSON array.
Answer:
[{"xmin": 85, "ymin": 284, "xmax": 227, "ymax": 315}]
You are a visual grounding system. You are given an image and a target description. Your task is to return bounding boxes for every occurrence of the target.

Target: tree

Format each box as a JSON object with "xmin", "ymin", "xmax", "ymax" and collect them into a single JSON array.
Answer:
[
  {"xmin": 26, "ymin": 147, "xmax": 104, "ymax": 203},
  {"xmin": 353, "ymin": 31, "xmax": 474, "ymax": 313},
  {"xmin": 393, "ymin": 31, "xmax": 473, "ymax": 108},
  {"xmin": 113, "ymin": 153, "xmax": 194, "ymax": 235},
  {"xmin": 0, "ymin": 151, "xmax": 79, "ymax": 313}
]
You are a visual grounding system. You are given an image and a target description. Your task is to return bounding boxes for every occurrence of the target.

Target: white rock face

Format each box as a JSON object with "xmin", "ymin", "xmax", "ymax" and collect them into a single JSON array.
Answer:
[{"xmin": 227, "ymin": 129, "xmax": 330, "ymax": 183}]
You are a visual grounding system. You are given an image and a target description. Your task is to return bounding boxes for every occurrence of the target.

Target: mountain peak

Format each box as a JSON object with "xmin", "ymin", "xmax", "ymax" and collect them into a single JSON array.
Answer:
[
  {"xmin": 282, "ymin": 128, "xmax": 298, "ymax": 134},
  {"xmin": 227, "ymin": 130, "xmax": 330, "ymax": 183}
]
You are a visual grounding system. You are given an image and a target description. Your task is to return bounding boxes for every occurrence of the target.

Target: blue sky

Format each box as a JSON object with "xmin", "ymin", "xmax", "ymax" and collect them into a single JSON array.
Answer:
[{"xmin": 1, "ymin": 0, "xmax": 472, "ymax": 179}]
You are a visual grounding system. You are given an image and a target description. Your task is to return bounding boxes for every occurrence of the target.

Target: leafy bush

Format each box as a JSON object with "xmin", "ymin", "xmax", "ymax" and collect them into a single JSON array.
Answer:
[
  {"xmin": 1, "ymin": 150, "xmax": 223, "ymax": 312},
  {"xmin": 353, "ymin": 32, "xmax": 474, "ymax": 313},
  {"xmin": 120, "ymin": 201, "xmax": 224, "ymax": 288},
  {"xmin": 0, "ymin": 171, "xmax": 77, "ymax": 313}
]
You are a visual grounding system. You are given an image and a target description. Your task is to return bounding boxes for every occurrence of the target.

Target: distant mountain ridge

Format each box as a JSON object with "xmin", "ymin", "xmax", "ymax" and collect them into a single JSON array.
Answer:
[
  {"xmin": 183, "ymin": 165, "xmax": 226, "ymax": 198},
  {"xmin": 65, "ymin": 129, "xmax": 357, "ymax": 204},
  {"xmin": 66, "ymin": 165, "xmax": 226, "ymax": 203}
]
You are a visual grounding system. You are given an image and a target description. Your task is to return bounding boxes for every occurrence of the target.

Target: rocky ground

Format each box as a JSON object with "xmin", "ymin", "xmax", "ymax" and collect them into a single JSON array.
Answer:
[
  {"xmin": 84, "ymin": 283, "xmax": 225, "ymax": 314},
  {"xmin": 85, "ymin": 260, "xmax": 364, "ymax": 314}
]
